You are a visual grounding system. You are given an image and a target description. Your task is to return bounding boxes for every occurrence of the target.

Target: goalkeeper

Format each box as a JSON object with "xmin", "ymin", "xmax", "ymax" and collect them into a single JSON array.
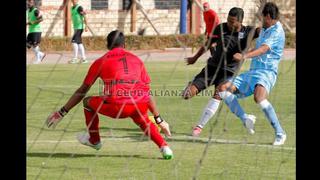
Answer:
[{"xmin": 46, "ymin": 30, "xmax": 173, "ymax": 159}]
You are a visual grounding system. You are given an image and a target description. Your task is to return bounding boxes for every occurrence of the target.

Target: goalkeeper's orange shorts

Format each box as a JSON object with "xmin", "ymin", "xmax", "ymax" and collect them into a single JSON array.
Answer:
[
  {"xmin": 86, "ymin": 96, "xmax": 167, "ymax": 148},
  {"xmin": 87, "ymin": 96, "xmax": 149, "ymax": 119}
]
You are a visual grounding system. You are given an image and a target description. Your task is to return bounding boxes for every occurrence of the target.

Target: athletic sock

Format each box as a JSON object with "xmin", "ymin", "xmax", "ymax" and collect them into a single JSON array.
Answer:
[{"xmin": 197, "ymin": 98, "xmax": 221, "ymax": 128}]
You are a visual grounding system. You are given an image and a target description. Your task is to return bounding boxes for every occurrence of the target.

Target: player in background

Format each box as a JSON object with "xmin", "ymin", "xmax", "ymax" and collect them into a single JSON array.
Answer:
[
  {"xmin": 182, "ymin": 7, "xmax": 260, "ymax": 136},
  {"xmin": 69, "ymin": 0, "xmax": 88, "ymax": 64},
  {"xmin": 46, "ymin": 30, "xmax": 173, "ymax": 159},
  {"xmin": 218, "ymin": 2, "xmax": 287, "ymax": 145},
  {"xmin": 203, "ymin": 2, "xmax": 220, "ymax": 39},
  {"xmin": 26, "ymin": 0, "xmax": 46, "ymax": 64}
]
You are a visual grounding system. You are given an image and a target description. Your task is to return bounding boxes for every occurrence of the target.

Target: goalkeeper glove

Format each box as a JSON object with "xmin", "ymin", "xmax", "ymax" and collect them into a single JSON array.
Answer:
[
  {"xmin": 46, "ymin": 107, "xmax": 68, "ymax": 129},
  {"xmin": 154, "ymin": 115, "xmax": 171, "ymax": 137}
]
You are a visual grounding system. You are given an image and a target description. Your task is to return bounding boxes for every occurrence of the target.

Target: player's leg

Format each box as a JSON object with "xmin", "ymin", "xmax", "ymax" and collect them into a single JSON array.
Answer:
[
  {"xmin": 218, "ymin": 74, "xmax": 257, "ymax": 134},
  {"xmin": 218, "ymin": 81, "xmax": 246, "ymax": 119},
  {"xmin": 34, "ymin": 32, "xmax": 45, "ymax": 62},
  {"xmin": 78, "ymin": 96, "xmax": 103, "ymax": 149},
  {"xmin": 192, "ymin": 92, "xmax": 221, "ymax": 136},
  {"xmin": 182, "ymin": 83, "xmax": 199, "ymax": 99},
  {"xmin": 192, "ymin": 67, "xmax": 227, "ymax": 136},
  {"xmin": 130, "ymin": 104, "xmax": 173, "ymax": 159},
  {"xmin": 131, "ymin": 104, "xmax": 167, "ymax": 148},
  {"xmin": 70, "ymin": 30, "xmax": 80, "ymax": 63},
  {"xmin": 182, "ymin": 65, "xmax": 209, "ymax": 99},
  {"xmin": 254, "ymin": 83, "xmax": 286, "ymax": 145},
  {"xmin": 26, "ymin": 33, "xmax": 32, "ymax": 49},
  {"xmin": 29, "ymin": 32, "xmax": 45, "ymax": 64},
  {"xmin": 77, "ymin": 29, "xmax": 87, "ymax": 63}
]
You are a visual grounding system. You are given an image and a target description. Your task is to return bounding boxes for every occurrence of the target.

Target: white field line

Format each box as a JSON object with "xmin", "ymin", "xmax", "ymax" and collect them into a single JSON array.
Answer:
[{"xmin": 27, "ymin": 135, "xmax": 296, "ymax": 151}]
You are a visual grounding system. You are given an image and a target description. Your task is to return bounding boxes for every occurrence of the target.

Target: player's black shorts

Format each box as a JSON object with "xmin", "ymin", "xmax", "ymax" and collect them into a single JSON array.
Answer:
[
  {"xmin": 26, "ymin": 32, "xmax": 42, "ymax": 48},
  {"xmin": 71, "ymin": 29, "xmax": 84, "ymax": 44},
  {"xmin": 191, "ymin": 64, "xmax": 235, "ymax": 92}
]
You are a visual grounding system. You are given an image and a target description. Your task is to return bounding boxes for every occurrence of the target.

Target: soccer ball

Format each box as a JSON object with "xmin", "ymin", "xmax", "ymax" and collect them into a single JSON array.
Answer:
[{"xmin": 148, "ymin": 116, "xmax": 161, "ymax": 132}]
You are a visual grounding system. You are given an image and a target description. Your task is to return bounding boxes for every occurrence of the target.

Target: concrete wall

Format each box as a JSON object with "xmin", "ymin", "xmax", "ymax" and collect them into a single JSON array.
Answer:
[{"xmin": 34, "ymin": 0, "xmax": 260, "ymax": 37}]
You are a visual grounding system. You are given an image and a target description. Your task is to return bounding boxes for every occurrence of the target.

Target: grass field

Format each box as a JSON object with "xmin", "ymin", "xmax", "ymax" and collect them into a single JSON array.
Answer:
[{"xmin": 27, "ymin": 59, "xmax": 296, "ymax": 179}]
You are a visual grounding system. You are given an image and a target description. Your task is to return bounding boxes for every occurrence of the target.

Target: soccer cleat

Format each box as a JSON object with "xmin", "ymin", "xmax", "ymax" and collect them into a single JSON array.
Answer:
[
  {"xmin": 77, "ymin": 133, "xmax": 102, "ymax": 150},
  {"xmin": 68, "ymin": 58, "xmax": 79, "ymax": 64},
  {"xmin": 192, "ymin": 126, "xmax": 202, "ymax": 137},
  {"xmin": 160, "ymin": 146, "xmax": 173, "ymax": 160},
  {"xmin": 80, "ymin": 59, "xmax": 88, "ymax": 64},
  {"xmin": 273, "ymin": 133, "xmax": 287, "ymax": 146},
  {"xmin": 244, "ymin": 114, "xmax": 256, "ymax": 134}
]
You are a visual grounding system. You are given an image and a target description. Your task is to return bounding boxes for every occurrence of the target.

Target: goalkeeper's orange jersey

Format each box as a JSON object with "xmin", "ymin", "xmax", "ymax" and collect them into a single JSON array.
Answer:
[{"xmin": 83, "ymin": 47, "xmax": 151, "ymax": 104}]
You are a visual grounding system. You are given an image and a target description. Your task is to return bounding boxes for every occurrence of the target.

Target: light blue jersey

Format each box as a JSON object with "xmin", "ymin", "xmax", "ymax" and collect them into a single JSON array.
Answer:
[
  {"xmin": 230, "ymin": 21, "xmax": 285, "ymax": 98},
  {"xmin": 250, "ymin": 21, "xmax": 285, "ymax": 74}
]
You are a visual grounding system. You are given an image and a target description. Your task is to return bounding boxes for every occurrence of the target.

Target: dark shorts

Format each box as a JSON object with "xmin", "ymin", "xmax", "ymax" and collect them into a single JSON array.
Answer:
[
  {"xmin": 71, "ymin": 29, "xmax": 83, "ymax": 44},
  {"xmin": 26, "ymin": 32, "xmax": 41, "ymax": 48},
  {"xmin": 191, "ymin": 64, "xmax": 235, "ymax": 92}
]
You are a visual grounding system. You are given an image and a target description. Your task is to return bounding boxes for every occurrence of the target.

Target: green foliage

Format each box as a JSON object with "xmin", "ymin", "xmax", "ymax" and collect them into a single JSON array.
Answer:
[
  {"xmin": 41, "ymin": 32, "xmax": 295, "ymax": 52},
  {"xmin": 285, "ymin": 32, "xmax": 296, "ymax": 48}
]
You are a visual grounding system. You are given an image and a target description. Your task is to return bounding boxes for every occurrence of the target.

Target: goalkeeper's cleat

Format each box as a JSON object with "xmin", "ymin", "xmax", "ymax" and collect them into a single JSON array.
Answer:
[
  {"xmin": 192, "ymin": 126, "xmax": 202, "ymax": 137},
  {"xmin": 244, "ymin": 114, "xmax": 256, "ymax": 135},
  {"xmin": 160, "ymin": 146, "xmax": 173, "ymax": 160},
  {"xmin": 273, "ymin": 133, "xmax": 287, "ymax": 146},
  {"xmin": 77, "ymin": 133, "xmax": 102, "ymax": 150},
  {"xmin": 68, "ymin": 58, "xmax": 79, "ymax": 64}
]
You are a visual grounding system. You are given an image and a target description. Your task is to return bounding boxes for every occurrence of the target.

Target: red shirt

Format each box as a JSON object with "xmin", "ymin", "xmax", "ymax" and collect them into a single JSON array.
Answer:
[
  {"xmin": 83, "ymin": 47, "xmax": 151, "ymax": 104},
  {"xmin": 203, "ymin": 9, "xmax": 220, "ymax": 37}
]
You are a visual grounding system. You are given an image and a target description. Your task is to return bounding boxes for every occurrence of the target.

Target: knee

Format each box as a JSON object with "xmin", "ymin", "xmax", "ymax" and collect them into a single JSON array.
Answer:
[
  {"xmin": 213, "ymin": 85, "xmax": 229, "ymax": 100},
  {"xmin": 213, "ymin": 90, "xmax": 222, "ymax": 100},
  {"xmin": 83, "ymin": 97, "xmax": 92, "ymax": 110},
  {"xmin": 182, "ymin": 85, "xmax": 198, "ymax": 100},
  {"xmin": 254, "ymin": 95, "xmax": 264, "ymax": 104},
  {"xmin": 218, "ymin": 91, "xmax": 233, "ymax": 100}
]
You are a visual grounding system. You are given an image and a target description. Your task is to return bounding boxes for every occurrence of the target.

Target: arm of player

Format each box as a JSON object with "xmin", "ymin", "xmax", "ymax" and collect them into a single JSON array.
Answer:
[
  {"xmin": 79, "ymin": 7, "xmax": 88, "ymax": 32},
  {"xmin": 185, "ymin": 24, "xmax": 219, "ymax": 65},
  {"xmin": 185, "ymin": 46, "xmax": 206, "ymax": 65},
  {"xmin": 233, "ymin": 44, "xmax": 270, "ymax": 62},
  {"xmin": 83, "ymin": 14, "xmax": 88, "ymax": 32},
  {"xmin": 46, "ymin": 84, "xmax": 91, "ymax": 128},
  {"xmin": 148, "ymin": 96, "xmax": 172, "ymax": 137}
]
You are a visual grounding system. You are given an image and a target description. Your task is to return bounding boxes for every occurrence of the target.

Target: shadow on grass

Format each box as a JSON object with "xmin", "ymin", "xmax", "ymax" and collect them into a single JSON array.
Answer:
[
  {"xmin": 166, "ymin": 134, "xmax": 278, "ymax": 147},
  {"xmin": 27, "ymin": 152, "xmax": 158, "ymax": 160},
  {"xmin": 100, "ymin": 126, "xmax": 141, "ymax": 132}
]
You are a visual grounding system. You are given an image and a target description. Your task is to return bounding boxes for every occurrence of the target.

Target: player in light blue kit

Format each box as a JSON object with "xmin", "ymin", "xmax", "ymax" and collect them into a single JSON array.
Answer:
[{"xmin": 216, "ymin": 2, "xmax": 286, "ymax": 145}]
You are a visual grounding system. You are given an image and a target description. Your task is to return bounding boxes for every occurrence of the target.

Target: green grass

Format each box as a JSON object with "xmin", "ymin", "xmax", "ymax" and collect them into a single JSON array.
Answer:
[{"xmin": 27, "ymin": 60, "xmax": 296, "ymax": 179}]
